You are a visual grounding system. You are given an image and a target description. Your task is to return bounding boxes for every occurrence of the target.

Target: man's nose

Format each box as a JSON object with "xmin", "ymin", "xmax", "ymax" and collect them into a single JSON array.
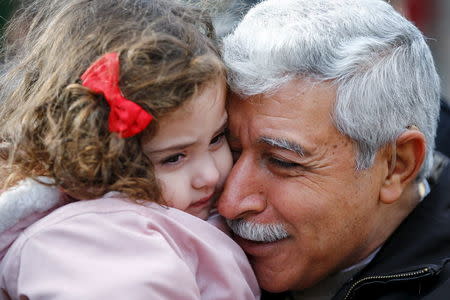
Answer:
[
  {"xmin": 191, "ymin": 154, "xmax": 220, "ymax": 190},
  {"xmin": 217, "ymin": 153, "xmax": 266, "ymax": 219}
]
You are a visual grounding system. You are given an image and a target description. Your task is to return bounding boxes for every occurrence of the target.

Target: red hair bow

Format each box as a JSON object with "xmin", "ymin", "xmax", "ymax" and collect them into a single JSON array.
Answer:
[{"xmin": 81, "ymin": 52, "xmax": 153, "ymax": 138}]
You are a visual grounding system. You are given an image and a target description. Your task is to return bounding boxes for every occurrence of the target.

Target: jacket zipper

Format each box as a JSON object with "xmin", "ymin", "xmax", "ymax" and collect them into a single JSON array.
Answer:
[{"xmin": 343, "ymin": 267, "xmax": 432, "ymax": 300}]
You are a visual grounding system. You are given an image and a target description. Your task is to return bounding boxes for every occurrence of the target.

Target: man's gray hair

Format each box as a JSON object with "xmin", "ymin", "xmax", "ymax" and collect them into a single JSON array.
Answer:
[{"xmin": 222, "ymin": 0, "xmax": 440, "ymax": 178}]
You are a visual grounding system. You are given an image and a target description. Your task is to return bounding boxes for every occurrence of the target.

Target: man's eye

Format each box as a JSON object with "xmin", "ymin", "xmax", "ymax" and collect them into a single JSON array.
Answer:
[
  {"xmin": 268, "ymin": 157, "xmax": 301, "ymax": 169},
  {"xmin": 162, "ymin": 153, "xmax": 185, "ymax": 165},
  {"xmin": 210, "ymin": 131, "xmax": 225, "ymax": 145}
]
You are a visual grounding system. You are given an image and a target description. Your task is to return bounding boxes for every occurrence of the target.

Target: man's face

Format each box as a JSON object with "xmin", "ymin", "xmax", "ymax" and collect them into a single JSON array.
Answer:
[{"xmin": 218, "ymin": 79, "xmax": 387, "ymax": 292}]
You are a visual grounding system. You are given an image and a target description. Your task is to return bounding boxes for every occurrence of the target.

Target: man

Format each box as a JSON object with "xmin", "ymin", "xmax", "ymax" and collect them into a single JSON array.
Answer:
[{"xmin": 217, "ymin": 0, "xmax": 450, "ymax": 299}]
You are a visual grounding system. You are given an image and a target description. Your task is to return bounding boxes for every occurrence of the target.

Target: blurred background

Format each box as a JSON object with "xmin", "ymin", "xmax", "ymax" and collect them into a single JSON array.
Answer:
[
  {"xmin": 1, "ymin": 0, "xmax": 449, "ymax": 100},
  {"xmin": 0, "ymin": 0, "xmax": 15, "ymax": 37},
  {"xmin": 390, "ymin": 0, "xmax": 450, "ymax": 102}
]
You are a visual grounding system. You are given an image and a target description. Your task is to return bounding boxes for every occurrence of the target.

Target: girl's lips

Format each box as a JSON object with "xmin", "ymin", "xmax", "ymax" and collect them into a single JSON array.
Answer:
[{"xmin": 189, "ymin": 194, "xmax": 213, "ymax": 208}]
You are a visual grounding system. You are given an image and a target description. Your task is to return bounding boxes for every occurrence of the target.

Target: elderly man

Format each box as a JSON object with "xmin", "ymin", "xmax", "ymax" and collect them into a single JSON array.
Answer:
[{"xmin": 217, "ymin": 0, "xmax": 450, "ymax": 299}]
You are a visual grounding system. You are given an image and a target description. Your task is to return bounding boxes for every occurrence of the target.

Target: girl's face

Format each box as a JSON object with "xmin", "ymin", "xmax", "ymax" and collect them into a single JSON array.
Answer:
[{"xmin": 142, "ymin": 79, "xmax": 232, "ymax": 220}]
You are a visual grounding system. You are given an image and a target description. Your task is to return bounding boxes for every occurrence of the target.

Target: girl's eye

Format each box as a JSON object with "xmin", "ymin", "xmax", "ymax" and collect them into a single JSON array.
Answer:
[
  {"xmin": 230, "ymin": 148, "xmax": 241, "ymax": 163},
  {"xmin": 210, "ymin": 131, "xmax": 225, "ymax": 145},
  {"xmin": 161, "ymin": 153, "xmax": 185, "ymax": 165}
]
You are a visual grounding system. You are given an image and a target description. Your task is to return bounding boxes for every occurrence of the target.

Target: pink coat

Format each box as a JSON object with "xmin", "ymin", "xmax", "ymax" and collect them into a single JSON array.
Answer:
[{"xmin": 0, "ymin": 189, "xmax": 260, "ymax": 299}]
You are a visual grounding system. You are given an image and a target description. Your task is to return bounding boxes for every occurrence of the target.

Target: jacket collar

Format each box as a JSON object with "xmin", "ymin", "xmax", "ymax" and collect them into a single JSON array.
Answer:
[{"xmin": 334, "ymin": 157, "xmax": 450, "ymax": 299}]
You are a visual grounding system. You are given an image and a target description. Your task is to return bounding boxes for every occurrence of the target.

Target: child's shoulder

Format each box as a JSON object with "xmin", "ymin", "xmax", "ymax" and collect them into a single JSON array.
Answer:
[
  {"xmin": 1, "ymin": 196, "xmax": 260, "ymax": 300},
  {"xmin": 15, "ymin": 196, "xmax": 230, "ymax": 248}
]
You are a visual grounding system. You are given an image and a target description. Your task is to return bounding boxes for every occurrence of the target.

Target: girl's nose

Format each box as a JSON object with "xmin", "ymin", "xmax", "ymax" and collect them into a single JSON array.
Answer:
[{"xmin": 191, "ymin": 155, "xmax": 220, "ymax": 190}]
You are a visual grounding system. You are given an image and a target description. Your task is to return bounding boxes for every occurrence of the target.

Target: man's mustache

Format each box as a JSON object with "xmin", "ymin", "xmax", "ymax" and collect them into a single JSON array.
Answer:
[{"xmin": 226, "ymin": 218, "xmax": 289, "ymax": 242}]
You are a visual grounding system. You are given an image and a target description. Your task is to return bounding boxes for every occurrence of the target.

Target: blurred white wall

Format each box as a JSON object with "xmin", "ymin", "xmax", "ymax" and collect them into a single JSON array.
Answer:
[
  {"xmin": 433, "ymin": 0, "xmax": 450, "ymax": 101},
  {"xmin": 391, "ymin": 0, "xmax": 450, "ymax": 101}
]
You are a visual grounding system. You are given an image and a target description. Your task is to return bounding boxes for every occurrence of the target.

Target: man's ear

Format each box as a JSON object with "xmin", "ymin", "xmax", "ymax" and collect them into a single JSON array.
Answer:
[{"xmin": 380, "ymin": 129, "xmax": 426, "ymax": 204}]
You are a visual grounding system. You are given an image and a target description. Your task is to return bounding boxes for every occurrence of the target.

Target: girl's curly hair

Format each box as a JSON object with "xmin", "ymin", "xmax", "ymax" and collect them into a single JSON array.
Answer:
[{"xmin": 0, "ymin": 0, "xmax": 225, "ymax": 202}]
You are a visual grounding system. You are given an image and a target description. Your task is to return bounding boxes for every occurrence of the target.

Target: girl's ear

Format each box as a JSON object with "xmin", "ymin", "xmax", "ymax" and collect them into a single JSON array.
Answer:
[{"xmin": 380, "ymin": 129, "xmax": 426, "ymax": 204}]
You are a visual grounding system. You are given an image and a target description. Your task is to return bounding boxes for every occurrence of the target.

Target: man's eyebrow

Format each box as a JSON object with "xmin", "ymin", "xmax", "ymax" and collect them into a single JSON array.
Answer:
[{"xmin": 259, "ymin": 136, "xmax": 306, "ymax": 156}]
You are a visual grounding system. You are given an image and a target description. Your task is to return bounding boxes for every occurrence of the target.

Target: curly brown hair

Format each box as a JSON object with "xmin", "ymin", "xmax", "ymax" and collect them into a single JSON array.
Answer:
[{"xmin": 0, "ymin": 0, "xmax": 225, "ymax": 202}]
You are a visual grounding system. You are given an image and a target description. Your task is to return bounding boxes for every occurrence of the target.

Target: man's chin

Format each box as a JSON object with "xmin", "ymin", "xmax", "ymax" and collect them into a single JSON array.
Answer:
[
  {"xmin": 234, "ymin": 237, "xmax": 314, "ymax": 293},
  {"xmin": 253, "ymin": 254, "xmax": 331, "ymax": 294},
  {"xmin": 233, "ymin": 234, "xmax": 289, "ymax": 257},
  {"xmin": 254, "ymin": 263, "xmax": 313, "ymax": 294},
  {"xmin": 251, "ymin": 260, "xmax": 300, "ymax": 293}
]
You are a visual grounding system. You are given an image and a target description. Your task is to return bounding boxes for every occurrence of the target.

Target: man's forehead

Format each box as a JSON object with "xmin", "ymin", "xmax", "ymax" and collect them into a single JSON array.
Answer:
[
  {"xmin": 229, "ymin": 78, "xmax": 335, "ymax": 103},
  {"xmin": 226, "ymin": 79, "xmax": 338, "ymax": 150},
  {"xmin": 228, "ymin": 91, "xmax": 336, "ymax": 126}
]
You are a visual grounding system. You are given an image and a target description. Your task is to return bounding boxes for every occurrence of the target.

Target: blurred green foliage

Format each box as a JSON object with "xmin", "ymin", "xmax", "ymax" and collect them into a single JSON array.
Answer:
[{"xmin": 0, "ymin": 0, "xmax": 18, "ymax": 40}]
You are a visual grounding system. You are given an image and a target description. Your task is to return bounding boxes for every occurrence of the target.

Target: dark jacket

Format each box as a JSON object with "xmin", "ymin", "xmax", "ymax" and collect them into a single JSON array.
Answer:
[
  {"xmin": 436, "ymin": 98, "xmax": 450, "ymax": 157},
  {"xmin": 263, "ymin": 153, "xmax": 450, "ymax": 300},
  {"xmin": 333, "ymin": 153, "xmax": 450, "ymax": 299}
]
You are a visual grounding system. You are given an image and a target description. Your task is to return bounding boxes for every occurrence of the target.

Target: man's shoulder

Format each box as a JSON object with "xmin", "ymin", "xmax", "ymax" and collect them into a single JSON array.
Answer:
[
  {"xmin": 261, "ymin": 290, "xmax": 293, "ymax": 300},
  {"xmin": 333, "ymin": 156, "xmax": 450, "ymax": 299}
]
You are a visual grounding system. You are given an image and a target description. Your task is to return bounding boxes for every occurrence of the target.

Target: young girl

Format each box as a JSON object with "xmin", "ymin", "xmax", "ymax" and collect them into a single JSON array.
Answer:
[{"xmin": 0, "ymin": 0, "xmax": 260, "ymax": 298}]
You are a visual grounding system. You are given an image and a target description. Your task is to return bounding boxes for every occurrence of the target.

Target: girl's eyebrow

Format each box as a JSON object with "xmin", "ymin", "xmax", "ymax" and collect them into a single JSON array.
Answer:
[
  {"xmin": 147, "ymin": 117, "xmax": 228, "ymax": 154},
  {"xmin": 149, "ymin": 141, "xmax": 196, "ymax": 154}
]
